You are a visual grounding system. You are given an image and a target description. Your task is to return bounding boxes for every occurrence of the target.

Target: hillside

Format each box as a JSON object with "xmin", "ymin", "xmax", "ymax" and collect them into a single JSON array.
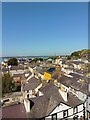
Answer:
[{"xmin": 70, "ymin": 49, "xmax": 90, "ymax": 58}]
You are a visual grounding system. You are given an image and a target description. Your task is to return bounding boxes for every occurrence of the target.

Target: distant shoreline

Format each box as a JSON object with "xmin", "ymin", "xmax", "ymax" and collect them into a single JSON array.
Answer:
[
  {"xmin": 0, "ymin": 55, "xmax": 67, "ymax": 59},
  {"xmin": 0, "ymin": 56, "xmax": 52, "ymax": 63}
]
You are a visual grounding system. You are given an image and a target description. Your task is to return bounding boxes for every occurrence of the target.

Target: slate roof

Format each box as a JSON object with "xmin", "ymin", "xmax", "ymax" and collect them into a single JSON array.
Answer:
[
  {"xmin": 58, "ymin": 74, "xmax": 89, "ymax": 95},
  {"xmin": 52, "ymin": 72, "xmax": 61, "ymax": 79},
  {"xmin": 71, "ymin": 61, "xmax": 85, "ymax": 65},
  {"xmin": 2, "ymin": 67, "xmax": 9, "ymax": 72},
  {"xmin": 23, "ymin": 77, "xmax": 41, "ymax": 91},
  {"xmin": 88, "ymin": 92, "xmax": 90, "ymax": 97},
  {"xmin": 2, "ymin": 103, "xmax": 27, "ymax": 118},
  {"xmin": 10, "ymin": 65, "xmax": 24, "ymax": 70},
  {"xmin": 69, "ymin": 73, "xmax": 90, "ymax": 83},
  {"xmin": 27, "ymin": 95, "xmax": 64, "ymax": 118},
  {"xmin": 39, "ymin": 83, "xmax": 59, "ymax": 96},
  {"xmin": 2, "ymin": 83, "xmax": 83, "ymax": 119},
  {"xmin": 39, "ymin": 83, "xmax": 83, "ymax": 107},
  {"xmin": 13, "ymin": 73, "xmax": 24, "ymax": 77},
  {"xmin": 12, "ymin": 74, "xmax": 27, "ymax": 83},
  {"xmin": 27, "ymin": 83, "xmax": 83, "ymax": 118},
  {"xmin": 73, "ymin": 69, "xmax": 89, "ymax": 75},
  {"xmin": 35, "ymin": 67, "xmax": 48, "ymax": 75}
]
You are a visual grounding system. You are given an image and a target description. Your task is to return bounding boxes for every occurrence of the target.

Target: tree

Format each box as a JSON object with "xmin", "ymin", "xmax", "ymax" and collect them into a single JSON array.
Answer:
[
  {"xmin": 32, "ymin": 58, "xmax": 43, "ymax": 63},
  {"xmin": 2, "ymin": 73, "xmax": 12, "ymax": 95},
  {"xmin": 71, "ymin": 51, "xmax": 80, "ymax": 57},
  {"xmin": 67, "ymin": 56, "xmax": 71, "ymax": 60},
  {"xmin": 2, "ymin": 73, "xmax": 21, "ymax": 96},
  {"xmin": 8, "ymin": 58, "xmax": 18, "ymax": 66}
]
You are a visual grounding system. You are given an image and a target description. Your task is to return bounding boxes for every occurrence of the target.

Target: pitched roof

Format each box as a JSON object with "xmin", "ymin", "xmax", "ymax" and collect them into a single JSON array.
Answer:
[
  {"xmin": 52, "ymin": 72, "xmax": 61, "ymax": 79},
  {"xmin": 27, "ymin": 87, "xmax": 83, "ymax": 118},
  {"xmin": 2, "ymin": 103, "xmax": 27, "ymax": 118},
  {"xmin": 2, "ymin": 67, "xmax": 9, "ymax": 72},
  {"xmin": 69, "ymin": 73, "xmax": 90, "ymax": 83},
  {"xmin": 71, "ymin": 61, "xmax": 85, "ymax": 65},
  {"xmin": 39, "ymin": 83, "xmax": 83, "ymax": 107},
  {"xmin": 58, "ymin": 74, "xmax": 89, "ymax": 95},
  {"xmin": 2, "ymin": 83, "xmax": 83, "ymax": 119},
  {"xmin": 10, "ymin": 65, "xmax": 24, "ymax": 70},
  {"xmin": 23, "ymin": 77, "xmax": 41, "ymax": 91},
  {"xmin": 27, "ymin": 95, "xmax": 64, "ymax": 118},
  {"xmin": 46, "ymin": 67, "xmax": 56, "ymax": 74},
  {"xmin": 39, "ymin": 83, "xmax": 59, "ymax": 96}
]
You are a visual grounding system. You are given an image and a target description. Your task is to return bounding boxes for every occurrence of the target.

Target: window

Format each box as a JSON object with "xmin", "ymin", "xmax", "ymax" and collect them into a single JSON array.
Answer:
[
  {"xmin": 73, "ymin": 115, "xmax": 78, "ymax": 120},
  {"xmin": 27, "ymin": 90, "xmax": 29, "ymax": 93},
  {"xmin": 3, "ymin": 99, "xmax": 9, "ymax": 103},
  {"xmin": 52, "ymin": 113, "xmax": 57, "ymax": 120},
  {"xmin": 27, "ymin": 94, "xmax": 29, "ymax": 99},
  {"xmin": 63, "ymin": 110, "xmax": 68, "ymax": 118},
  {"xmin": 73, "ymin": 106, "xmax": 78, "ymax": 114}
]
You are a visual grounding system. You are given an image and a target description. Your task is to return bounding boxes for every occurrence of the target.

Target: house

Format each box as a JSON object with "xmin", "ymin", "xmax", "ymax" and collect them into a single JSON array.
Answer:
[
  {"xmin": 73, "ymin": 69, "xmax": 88, "ymax": 76},
  {"xmin": 57, "ymin": 74, "xmax": 88, "ymax": 101},
  {"xmin": 61, "ymin": 67, "xmax": 74, "ymax": 74},
  {"xmin": 2, "ymin": 82, "xmax": 86, "ymax": 120},
  {"xmin": 56, "ymin": 74, "xmax": 90, "ymax": 119},
  {"xmin": 12, "ymin": 73, "xmax": 26, "ymax": 85},
  {"xmin": 22, "ymin": 77, "xmax": 42, "ymax": 99},
  {"xmin": 55, "ymin": 56, "xmax": 62, "ymax": 65},
  {"xmin": 44, "ymin": 66, "xmax": 61, "ymax": 81},
  {"xmin": 86, "ymin": 92, "xmax": 90, "ymax": 119},
  {"xmin": 25, "ymin": 83, "xmax": 84, "ymax": 119},
  {"xmin": 1, "ymin": 93, "xmax": 85, "ymax": 119},
  {"xmin": 9, "ymin": 64, "xmax": 30, "ymax": 76},
  {"xmin": 2, "ymin": 67, "xmax": 9, "ymax": 74},
  {"xmin": 34, "ymin": 66, "xmax": 47, "ymax": 80},
  {"xmin": 70, "ymin": 61, "xmax": 85, "ymax": 69},
  {"xmin": 44, "ymin": 67, "xmax": 56, "ymax": 80},
  {"xmin": 46, "ymin": 58, "xmax": 54, "ymax": 63}
]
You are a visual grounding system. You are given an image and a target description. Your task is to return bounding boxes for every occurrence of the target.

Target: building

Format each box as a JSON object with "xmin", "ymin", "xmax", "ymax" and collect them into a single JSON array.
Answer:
[
  {"xmin": 22, "ymin": 77, "xmax": 42, "ymax": 99},
  {"xmin": 44, "ymin": 66, "xmax": 61, "ymax": 81},
  {"xmin": 2, "ymin": 80, "xmax": 86, "ymax": 120}
]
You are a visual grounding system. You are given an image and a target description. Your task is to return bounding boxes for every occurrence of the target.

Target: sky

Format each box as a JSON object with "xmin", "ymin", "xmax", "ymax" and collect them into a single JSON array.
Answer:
[{"xmin": 2, "ymin": 2, "xmax": 88, "ymax": 57}]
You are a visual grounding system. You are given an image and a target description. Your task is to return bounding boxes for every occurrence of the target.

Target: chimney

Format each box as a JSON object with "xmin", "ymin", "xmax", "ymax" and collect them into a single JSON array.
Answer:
[
  {"xmin": 89, "ymin": 84, "xmax": 90, "ymax": 92},
  {"xmin": 24, "ymin": 99, "xmax": 30, "ymax": 112},
  {"xmin": 24, "ymin": 99, "xmax": 34, "ymax": 112},
  {"xmin": 56, "ymin": 65, "xmax": 61, "ymax": 71},
  {"xmin": 59, "ymin": 89, "xmax": 68, "ymax": 102}
]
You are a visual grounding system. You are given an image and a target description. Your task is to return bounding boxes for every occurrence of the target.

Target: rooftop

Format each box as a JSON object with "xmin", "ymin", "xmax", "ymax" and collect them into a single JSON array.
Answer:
[
  {"xmin": 2, "ymin": 103, "xmax": 27, "ymax": 118},
  {"xmin": 23, "ymin": 77, "xmax": 41, "ymax": 91},
  {"xmin": 58, "ymin": 74, "xmax": 89, "ymax": 94}
]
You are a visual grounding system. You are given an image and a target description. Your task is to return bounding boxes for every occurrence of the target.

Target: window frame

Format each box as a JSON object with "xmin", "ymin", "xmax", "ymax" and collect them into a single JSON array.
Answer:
[
  {"xmin": 63, "ymin": 110, "xmax": 68, "ymax": 118},
  {"xmin": 52, "ymin": 113, "xmax": 57, "ymax": 120},
  {"xmin": 73, "ymin": 115, "xmax": 79, "ymax": 120},
  {"xmin": 73, "ymin": 106, "xmax": 78, "ymax": 114},
  {"xmin": 27, "ymin": 94, "xmax": 29, "ymax": 99}
]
